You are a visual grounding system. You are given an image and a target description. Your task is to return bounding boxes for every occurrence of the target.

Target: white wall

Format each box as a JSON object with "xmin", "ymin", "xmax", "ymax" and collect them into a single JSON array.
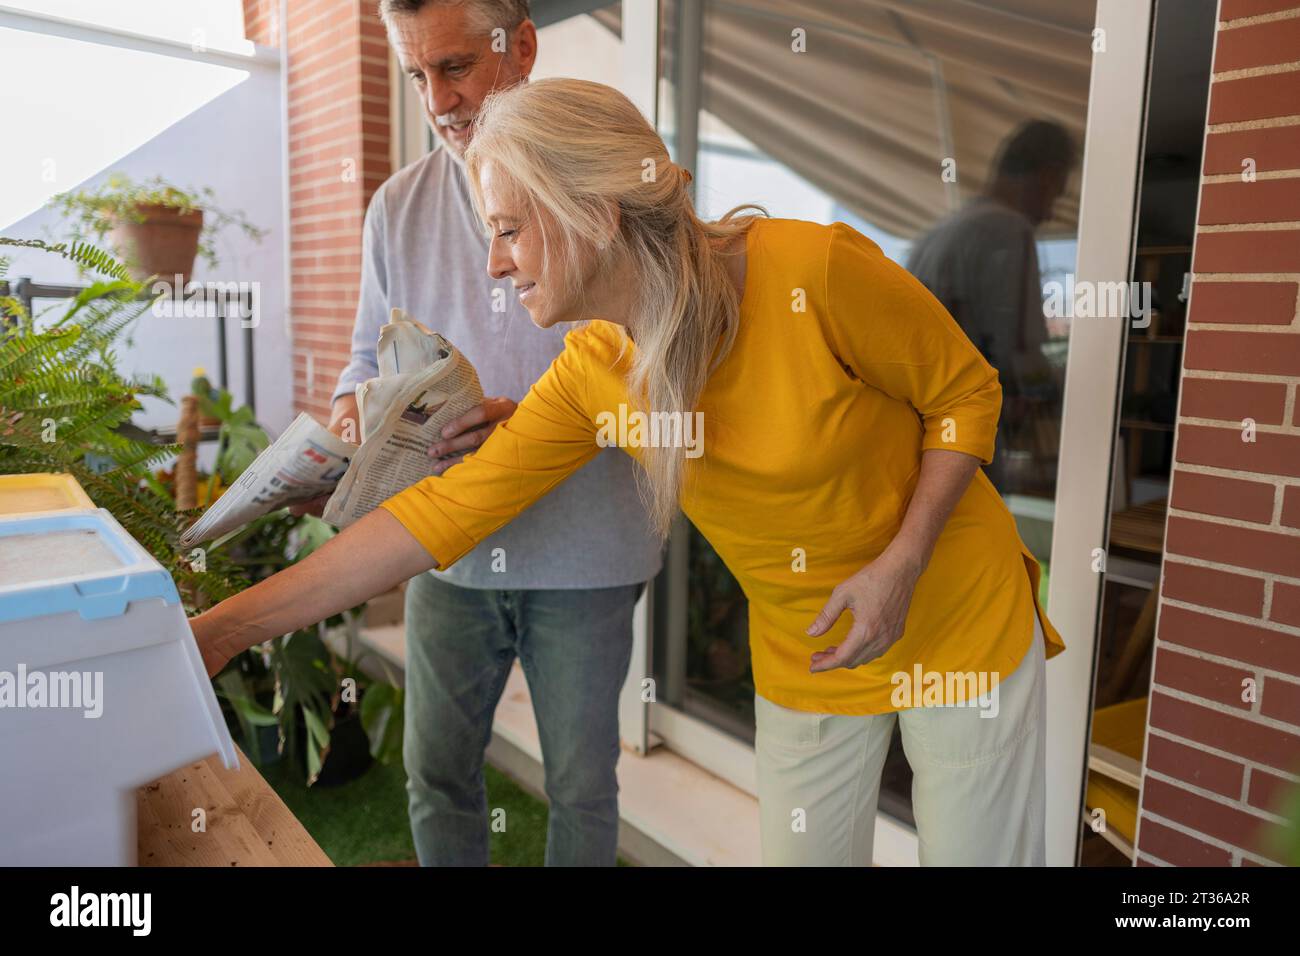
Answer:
[{"xmin": 0, "ymin": 23, "xmax": 290, "ymax": 454}]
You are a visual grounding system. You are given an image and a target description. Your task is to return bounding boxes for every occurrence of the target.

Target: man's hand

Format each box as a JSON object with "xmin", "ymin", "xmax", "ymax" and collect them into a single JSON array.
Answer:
[
  {"xmin": 328, "ymin": 393, "xmax": 361, "ymax": 441},
  {"xmin": 287, "ymin": 495, "xmax": 330, "ymax": 518},
  {"xmin": 427, "ymin": 397, "xmax": 517, "ymax": 474},
  {"xmin": 289, "ymin": 394, "xmax": 362, "ymax": 517}
]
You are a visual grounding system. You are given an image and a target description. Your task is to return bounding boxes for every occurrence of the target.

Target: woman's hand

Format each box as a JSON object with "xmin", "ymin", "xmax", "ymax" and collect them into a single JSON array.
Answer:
[
  {"xmin": 805, "ymin": 550, "xmax": 923, "ymax": 672},
  {"xmin": 190, "ymin": 611, "xmax": 235, "ymax": 678},
  {"xmin": 428, "ymin": 397, "xmax": 517, "ymax": 474},
  {"xmin": 184, "ymin": 508, "xmax": 438, "ymax": 678},
  {"xmin": 806, "ymin": 448, "xmax": 982, "ymax": 673}
]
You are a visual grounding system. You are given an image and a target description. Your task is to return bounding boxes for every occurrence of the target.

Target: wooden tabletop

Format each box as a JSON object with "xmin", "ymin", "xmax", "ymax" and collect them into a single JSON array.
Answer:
[{"xmin": 137, "ymin": 743, "xmax": 332, "ymax": 867}]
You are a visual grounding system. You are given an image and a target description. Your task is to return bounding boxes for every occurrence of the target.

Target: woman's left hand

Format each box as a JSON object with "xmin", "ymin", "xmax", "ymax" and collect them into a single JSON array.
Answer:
[{"xmin": 805, "ymin": 550, "xmax": 923, "ymax": 672}]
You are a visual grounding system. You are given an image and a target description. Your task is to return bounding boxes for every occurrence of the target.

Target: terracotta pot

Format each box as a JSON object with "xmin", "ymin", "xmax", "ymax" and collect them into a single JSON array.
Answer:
[{"xmin": 108, "ymin": 202, "xmax": 203, "ymax": 284}]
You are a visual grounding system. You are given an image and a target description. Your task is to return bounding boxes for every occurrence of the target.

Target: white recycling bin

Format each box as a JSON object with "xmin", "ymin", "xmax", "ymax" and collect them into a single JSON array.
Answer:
[{"xmin": 0, "ymin": 506, "xmax": 238, "ymax": 865}]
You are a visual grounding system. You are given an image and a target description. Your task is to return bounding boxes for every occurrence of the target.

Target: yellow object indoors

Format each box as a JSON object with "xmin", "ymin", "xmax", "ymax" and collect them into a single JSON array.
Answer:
[{"xmin": 1086, "ymin": 696, "xmax": 1149, "ymax": 846}]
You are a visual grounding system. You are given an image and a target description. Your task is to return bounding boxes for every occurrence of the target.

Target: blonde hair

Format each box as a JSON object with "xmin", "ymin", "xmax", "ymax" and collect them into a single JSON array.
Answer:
[{"xmin": 464, "ymin": 77, "xmax": 762, "ymax": 538}]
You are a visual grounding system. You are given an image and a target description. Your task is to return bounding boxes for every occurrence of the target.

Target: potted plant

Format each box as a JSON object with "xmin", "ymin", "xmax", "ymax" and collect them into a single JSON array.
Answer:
[
  {"xmin": 211, "ymin": 506, "xmax": 405, "ymax": 785},
  {"xmin": 49, "ymin": 173, "xmax": 266, "ymax": 284},
  {"xmin": 187, "ymin": 385, "xmax": 404, "ymax": 785},
  {"xmin": 0, "ymin": 236, "xmax": 250, "ymax": 610}
]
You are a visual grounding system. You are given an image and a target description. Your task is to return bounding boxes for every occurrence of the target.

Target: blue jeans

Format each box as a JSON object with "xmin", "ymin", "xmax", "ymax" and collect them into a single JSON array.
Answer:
[{"xmin": 402, "ymin": 573, "xmax": 642, "ymax": 866}]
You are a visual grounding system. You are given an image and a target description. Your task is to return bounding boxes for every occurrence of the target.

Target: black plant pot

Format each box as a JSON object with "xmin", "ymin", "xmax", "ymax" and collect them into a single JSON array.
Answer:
[
  {"xmin": 248, "ymin": 721, "xmax": 283, "ymax": 767},
  {"xmin": 220, "ymin": 691, "xmax": 283, "ymax": 767},
  {"xmin": 294, "ymin": 706, "xmax": 374, "ymax": 787}
]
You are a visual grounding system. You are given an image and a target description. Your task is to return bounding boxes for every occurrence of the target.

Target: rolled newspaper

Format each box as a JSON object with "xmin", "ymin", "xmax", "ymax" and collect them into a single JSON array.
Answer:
[
  {"xmin": 178, "ymin": 413, "xmax": 356, "ymax": 548},
  {"xmin": 178, "ymin": 309, "xmax": 483, "ymax": 548},
  {"xmin": 322, "ymin": 310, "xmax": 484, "ymax": 528}
]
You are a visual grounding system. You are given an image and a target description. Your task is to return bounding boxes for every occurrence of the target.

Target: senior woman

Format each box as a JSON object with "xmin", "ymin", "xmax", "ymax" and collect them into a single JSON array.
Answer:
[{"xmin": 193, "ymin": 77, "xmax": 1064, "ymax": 866}]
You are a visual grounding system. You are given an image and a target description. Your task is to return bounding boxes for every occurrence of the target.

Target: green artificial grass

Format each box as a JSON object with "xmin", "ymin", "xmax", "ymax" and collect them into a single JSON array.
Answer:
[{"xmin": 257, "ymin": 754, "xmax": 565, "ymax": 867}]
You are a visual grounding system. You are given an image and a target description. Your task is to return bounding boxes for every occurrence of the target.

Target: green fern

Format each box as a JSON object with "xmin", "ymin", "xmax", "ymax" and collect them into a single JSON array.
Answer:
[
  {"xmin": 58, "ymin": 281, "xmax": 157, "ymax": 361},
  {"xmin": 3, "ymin": 235, "xmax": 395, "ymax": 782},
  {"xmin": 0, "ymin": 257, "xmax": 23, "ymax": 323},
  {"xmin": 0, "ymin": 236, "xmax": 135, "ymax": 284},
  {"xmin": 1, "ymin": 239, "xmax": 248, "ymax": 609}
]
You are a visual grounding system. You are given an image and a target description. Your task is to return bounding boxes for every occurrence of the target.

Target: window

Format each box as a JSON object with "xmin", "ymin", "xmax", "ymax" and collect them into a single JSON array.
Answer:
[{"xmin": 651, "ymin": 0, "xmax": 1100, "ymax": 826}]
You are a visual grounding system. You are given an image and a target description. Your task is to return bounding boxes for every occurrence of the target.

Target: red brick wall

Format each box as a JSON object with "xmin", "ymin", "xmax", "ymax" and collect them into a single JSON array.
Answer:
[
  {"xmin": 1135, "ymin": 0, "xmax": 1300, "ymax": 867},
  {"xmin": 245, "ymin": 0, "xmax": 392, "ymax": 421},
  {"xmin": 242, "ymin": 0, "xmax": 279, "ymax": 45}
]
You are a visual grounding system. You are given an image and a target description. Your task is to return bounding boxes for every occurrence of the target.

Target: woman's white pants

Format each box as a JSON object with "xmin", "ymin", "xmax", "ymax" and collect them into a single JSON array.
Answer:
[{"xmin": 755, "ymin": 612, "xmax": 1047, "ymax": 866}]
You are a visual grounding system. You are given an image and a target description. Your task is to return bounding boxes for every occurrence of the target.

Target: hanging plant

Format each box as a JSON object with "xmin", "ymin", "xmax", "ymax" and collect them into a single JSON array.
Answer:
[{"xmin": 49, "ymin": 173, "xmax": 266, "ymax": 283}]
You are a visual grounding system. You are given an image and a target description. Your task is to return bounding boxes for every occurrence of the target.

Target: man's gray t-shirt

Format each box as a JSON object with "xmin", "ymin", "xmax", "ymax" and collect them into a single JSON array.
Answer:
[{"xmin": 335, "ymin": 147, "xmax": 663, "ymax": 589}]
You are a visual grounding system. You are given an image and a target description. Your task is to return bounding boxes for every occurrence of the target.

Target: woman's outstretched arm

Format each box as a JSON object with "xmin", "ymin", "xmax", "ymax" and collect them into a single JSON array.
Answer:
[
  {"xmin": 192, "ymin": 326, "xmax": 608, "ymax": 676},
  {"xmin": 191, "ymin": 508, "xmax": 437, "ymax": 675}
]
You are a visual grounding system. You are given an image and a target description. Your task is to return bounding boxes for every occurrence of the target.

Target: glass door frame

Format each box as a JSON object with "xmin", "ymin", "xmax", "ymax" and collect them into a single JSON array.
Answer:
[
  {"xmin": 1045, "ymin": 0, "xmax": 1154, "ymax": 867},
  {"xmin": 616, "ymin": 0, "xmax": 662, "ymax": 758},
  {"xmin": 620, "ymin": 0, "xmax": 1157, "ymax": 866},
  {"xmin": 622, "ymin": 0, "xmax": 769, "ymax": 799}
]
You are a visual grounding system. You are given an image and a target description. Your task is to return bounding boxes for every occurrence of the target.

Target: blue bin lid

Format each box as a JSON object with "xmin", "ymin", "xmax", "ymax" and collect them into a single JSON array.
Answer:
[{"xmin": 0, "ymin": 510, "xmax": 179, "ymax": 623}]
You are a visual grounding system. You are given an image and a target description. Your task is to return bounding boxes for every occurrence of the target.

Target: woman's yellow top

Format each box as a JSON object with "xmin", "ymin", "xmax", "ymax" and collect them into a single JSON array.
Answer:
[{"xmin": 381, "ymin": 218, "xmax": 1065, "ymax": 715}]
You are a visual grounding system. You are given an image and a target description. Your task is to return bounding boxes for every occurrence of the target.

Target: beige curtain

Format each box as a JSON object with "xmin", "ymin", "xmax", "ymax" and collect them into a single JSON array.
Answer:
[{"xmin": 593, "ymin": 0, "xmax": 1096, "ymax": 238}]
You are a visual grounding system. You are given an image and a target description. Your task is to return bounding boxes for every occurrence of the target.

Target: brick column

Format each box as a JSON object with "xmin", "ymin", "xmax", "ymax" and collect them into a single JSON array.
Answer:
[
  {"xmin": 245, "ymin": 0, "xmax": 392, "ymax": 421},
  {"xmin": 1135, "ymin": 0, "xmax": 1300, "ymax": 867},
  {"xmin": 242, "ymin": 0, "xmax": 279, "ymax": 45}
]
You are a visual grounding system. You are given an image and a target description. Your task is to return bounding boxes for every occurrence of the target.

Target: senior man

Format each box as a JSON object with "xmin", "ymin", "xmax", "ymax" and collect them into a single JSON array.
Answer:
[{"xmin": 320, "ymin": 0, "xmax": 661, "ymax": 866}]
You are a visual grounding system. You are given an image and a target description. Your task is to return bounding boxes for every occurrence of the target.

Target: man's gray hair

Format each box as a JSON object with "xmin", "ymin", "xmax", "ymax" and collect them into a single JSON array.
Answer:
[{"xmin": 378, "ymin": 0, "xmax": 530, "ymax": 36}]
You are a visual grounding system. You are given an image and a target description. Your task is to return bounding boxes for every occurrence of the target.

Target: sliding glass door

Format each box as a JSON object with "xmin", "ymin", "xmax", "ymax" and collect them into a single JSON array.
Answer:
[{"xmin": 639, "ymin": 0, "xmax": 1152, "ymax": 866}]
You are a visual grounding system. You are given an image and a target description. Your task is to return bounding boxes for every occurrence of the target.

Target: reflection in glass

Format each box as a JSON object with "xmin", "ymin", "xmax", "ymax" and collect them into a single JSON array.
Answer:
[
  {"xmin": 651, "ymin": 0, "xmax": 1098, "ymax": 825},
  {"xmin": 907, "ymin": 120, "xmax": 1075, "ymax": 496}
]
